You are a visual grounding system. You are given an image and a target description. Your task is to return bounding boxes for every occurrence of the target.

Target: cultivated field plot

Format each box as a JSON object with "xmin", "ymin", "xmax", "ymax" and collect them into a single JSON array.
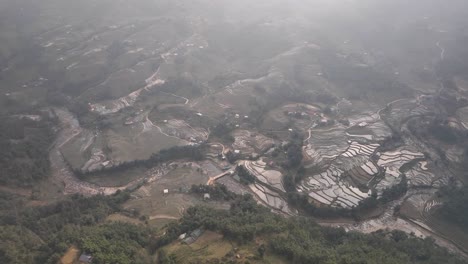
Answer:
[
  {"xmin": 60, "ymin": 118, "xmax": 184, "ymax": 171},
  {"xmin": 261, "ymin": 103, "xmax": 321, "ymax": 132},
  {"xmin": 231, "ymin": 130, "xmax": 275, "ymax": 155},
  {"xmin": 400, "ymin": 190, "xmax": 441, "ymax": 222},
  {"xmin": 377, "ymin": 147, "xmax": 425, "ymax": 175},
  {"xmin": 249, "ymin": 183, "xmax": 293, "ymax": 215},
  {"xmin": 345, "ymin": 114, "xmax": 393, "ymax": 142},
  {"xmin": 243, "ymin": 160, "xmax": 284, "ymax": 192},
  {"xmin": 456, "ymin": 106, "xmax": 468, "ymax": 130},
  {"xmin": 397, "ymin": 190, "xmax": 468, "ymax": 251},
  {"xmin": 193, "ymin": 70, "xmax": 287, "ymax": 118},
  {"xmin": 374, "ymin": 146, "xmax": 425, "ymax": 194},
  {"xmin": 299, "ymin": 127, "xmax": 430, "ymax": 208},
  {"xmin": 157, "ymin": 119, "xmax": 209, "ymax": 143},
  {"xmin": 124, "ymin": 165, "xmax": 228, "ymax": 225},
  {"xmin": 89, "ymin": 65, "xmax": 165, "ymax": 116},
  {"xmin": 303, "ymin": 125, "xmax": 349, "ymax": 169},
  {"xmin": 239, "ymin": 159, "xmax": 294, "ymax": 214},
  {"xmin": 298, "ymin": 160, "xmax": 372, "ymax": 209},
  {"xmin": 381, "ymin": 99, "xmax": 433, "ymax": 129},
  {"xmin": 405, "ymin": 161, "xmax": 440, "ymax": 187},
  {"xmin": 60, "ymin": 129, "xmax": 104, "ymax": 172}
]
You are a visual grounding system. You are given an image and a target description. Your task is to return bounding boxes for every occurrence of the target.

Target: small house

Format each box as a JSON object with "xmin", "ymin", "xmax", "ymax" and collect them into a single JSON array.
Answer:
[
  {"xmin": 204, "ymin": 193, "xmax": 211, "ymax": 200},
  {"xmin": 319, "ymin": 119, "xmax": 328, "ymax": 126},
  {"xmin": 163, "ymin": 189, "xmax": 169, "ymax": 194},
  {"xmin": 79, "ymin": 254, "xmax": 93, "ymax": 263},
  {"xmin": 182, "ymin": 228, "xmax": 204, "ymax": 245}
]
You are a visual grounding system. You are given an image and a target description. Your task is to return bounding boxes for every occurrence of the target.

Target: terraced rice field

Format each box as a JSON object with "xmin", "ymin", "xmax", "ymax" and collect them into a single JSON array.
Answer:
[
  {"xmin": 400, "ymin": 190, "xmax": 441, "ymax": 226},
  {"xmin": 377, "ymin": 147, "xmax": 425, "ymax": 177},
  {"xmin": 303, "ymin": 125, "xmax": 349, "ymax": 168},
  {"xmin": 347, "ymin": 161, "xmax": 380, "ymax": 186},
  {"xmin": 299, "ymin": 141, "xmax": 381, "ymax": 208},
  {"xmin": 298, "ymin": 180, "xmax": 371, "ymax": 209},
  {"xmin": 243, "ymin": 160, "xmax": 284, "ymax": 191},
  {"xmin": 300, "ymin": 129, "xmax": 430, "ymax": 208},
  {"xmin": 405, "ymin": 161, "xmax": 438, "ymax": 187},
  {"xmin": 345, "ymin": 114, "xmax": 392, "ymax": 142},
  {"xmin": 249, "ymin": 183, "xmax": 293, "ymax": 215},
  {"xmin": 240, "ymin": 159, "xmax": 294, "ymax": 214},
  {"xmin": 381, "ymin": 99, "xmax": 432, "ymax": 129}
]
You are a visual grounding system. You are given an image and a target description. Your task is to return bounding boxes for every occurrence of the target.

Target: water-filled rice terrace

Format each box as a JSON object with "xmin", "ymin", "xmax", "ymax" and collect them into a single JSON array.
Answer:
[
  {"xmin": 241, "ymin": 159, "xmax": 293, "ymax": 214},
  {"xmin": 299, "ymin": 117, "xmax": 429, "ymax": 208}
]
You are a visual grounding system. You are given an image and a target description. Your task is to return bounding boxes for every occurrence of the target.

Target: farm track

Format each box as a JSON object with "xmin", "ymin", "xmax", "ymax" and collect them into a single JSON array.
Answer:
[{"xmin": 149, "ymin": 214, "xmax": 179, "ymax": 220}]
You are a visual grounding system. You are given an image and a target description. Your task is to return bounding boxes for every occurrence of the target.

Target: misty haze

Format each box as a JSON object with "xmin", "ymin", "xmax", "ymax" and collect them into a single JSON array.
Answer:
[{"xmin": 1, "ymin": 0, "xmax": 468, "ymax": 263}]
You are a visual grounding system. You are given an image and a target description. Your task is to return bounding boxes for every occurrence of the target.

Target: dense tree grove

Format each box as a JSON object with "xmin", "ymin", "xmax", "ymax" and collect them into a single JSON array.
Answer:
[
  {"xmin": 190, "ymin": 184, "xmax": 237, "ymax": 201},
  {"xmin": 236, "ymin": 165, "xmax": 256, "ymax": 185},
  {"xmin": 284, "ymin": 131, "xmax": 304, "ymax": 169},
  {"xmin": 0, "ymin": 191, "xmax": 148, "ymax": 264},
  {"xmin": 210, "ymin": 122, "xmax": 235, "ymax": 143},
  {"xmin": 380, "ymin": 176, "xmax": 408, "ymax": 203},
  {"xmin": 0, "ymin": 115, "xmax": 55, "ymax": 187},
  {"xmin": 78, "ymin": 222, "xmax": 150, "ymax": 264}
]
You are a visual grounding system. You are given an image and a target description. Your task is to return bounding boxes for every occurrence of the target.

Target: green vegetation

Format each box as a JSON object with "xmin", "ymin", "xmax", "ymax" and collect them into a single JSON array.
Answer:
[
  {"xmin": 436, "ymin": 185, "xmax": 468, "ymax": 231},
  {"xmin": 1, "ymin": 1, "xmax": 468, "ymax": 263},
  {"xmin": 237, "ymin": 165, "xmax": 256, "ymax": 185},
  {"xmin": 78, "ymin": 144, "xmax": 206, "ymax": 177},
  {"xmin": 190, "ymin": 184, "xmax": 237, "ymax": 201},
  {"xmin": 284, "ymin": 131, "xmax": 304, "ymax": 169},
  {"xmin": 0, "ymin": 191, "xmax": 151, "ymax": 264},
  {"xmin": 408, "ymin": 116, "xmax": 468, "ymax": 145},
  {"xmin": 0, "ymin": 115, "xmax": 55, "ymax": 187},
  {"xmin": 0, "ymin": 186, "xmax": 464, "ymax": 264},
  {"xmin": 380, "ymin": 175, "xmax": 408, "ymax": 203},
  {"xmin": 78, "ymin": 222, "xmax": 150, "ymax": 264},
  {"xmin": 153, "ymin": 195, "xmax": 464, "ymax": 264},
  {"xmin": 210, "ymin": 122, "xmax": 235, "ymax": 143}
]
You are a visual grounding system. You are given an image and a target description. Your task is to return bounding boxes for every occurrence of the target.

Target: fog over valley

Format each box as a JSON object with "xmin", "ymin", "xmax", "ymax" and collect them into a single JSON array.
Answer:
[{"xmin": 1, "ymin": 1, "xmax": 468, "ymax": 263}]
